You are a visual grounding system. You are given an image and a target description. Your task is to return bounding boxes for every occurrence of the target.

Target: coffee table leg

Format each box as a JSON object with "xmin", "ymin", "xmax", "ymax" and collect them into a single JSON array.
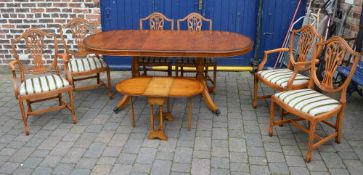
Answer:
[
  {"xmin": 162, "ymin": 98, "xmax": 174, "ymax": 121},
  {"xmin": 113, "ymin": 95, "xmax": 130, "ymax": 113},
  {"xmin": 195, "ymin": 58, "xmax": 220, "ymax": 115},
  {"xmin": 148, "ymin": 98, "xmax": 168, "ymax": 141}
]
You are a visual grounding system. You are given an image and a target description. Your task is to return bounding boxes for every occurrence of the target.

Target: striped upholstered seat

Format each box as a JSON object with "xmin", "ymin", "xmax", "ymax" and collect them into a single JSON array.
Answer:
[
  {"xmin": 258, "ymin": 69, "xmax": 309, "ymax": 88},
  {"xmin": 274, "ymin": 89, "xmax": 340, "ymax": 116},
  {"xmin": 19, "ymin": 75, "xmax": 70, "ymax": 95},
  {"xmin": 68, "ymin": 57, "xmax": 107, "ymax": 73}
]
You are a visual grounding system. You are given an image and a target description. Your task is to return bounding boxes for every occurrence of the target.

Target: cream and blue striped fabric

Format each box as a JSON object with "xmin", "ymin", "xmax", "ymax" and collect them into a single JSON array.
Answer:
[
  {"xmin": 68, "ymin": 57, "xmax": 106, "ymax": 73},
  {"xmin": 274, "ymin": 89, "xmax": 340, "ymax": 116},
  {"xmin": 258, "ymin": 69, "xmax": 309, "ymax": 88},
  {"xmin": 19, "ymin": 75, "xmax": 70, "ymax": 95}
]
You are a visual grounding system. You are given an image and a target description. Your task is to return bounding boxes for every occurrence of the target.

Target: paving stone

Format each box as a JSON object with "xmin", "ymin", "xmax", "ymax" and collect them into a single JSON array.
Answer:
[
  {"xmin": 307, "ymin": 160, "xmax": 328, "ymax": 172},
  {"xmin": 151, "ymin": 159, "xmax": 172, "ymax": 175},
  {"xmin": 191, "ymin": 159, "xmax": 210, "ymax": 175},
  {"xmin": 230, "ymin": 152, "xmax": 248, "ymax": 163},
  {"xmin": 286, "ymin": 155, "xmax": 306, "ymax": 167},
  {"xmin": 9, "ymin": 147, "xmax": 35, "ymax": 162},
  {"xmin": 0, "ymin": 162, "xmax": 19, "ymax": 174},
  {"xmin": 212, "ymin": 128, "xmax": 228, "ymax": 139},
  {"xmin": 230, "ymin": 162, "xmax": 249, "ymax": 172},
  {"xmin": 171, "ymin": 163, "xmax": 191, "ymax": 173},
  {"xmin": 123, "ymin": 139, "xmax": 143, "ymax": 154},
  {"xmin": 329, "ymin": 169, "xmax": 350, "ymax": 175},
  {"xmin": 269, "ymin": 162, "xmax": 289, "ymax": 175},
  {"xmin": 174, "ymin": 147, "xmax": 193, "ymax": 163},
  {"xmin": 110, "ymin": 164, "xmax": 132, "ymax": 175},
  {"xmin": 102, "ymin": 146, "xmax": 122, "ymax": 157},
  {"xmin": 211, "ymin": 157, "xmax": 229, "ymax": 169},
  {"xmin": 247, "ymin": 146, "xmax": 265, "ymax": 156},
  {"xmin": 32, "ymin": 166, "xmax": 52, "ymax": 175},
  {"xmin": 250, "ymin": 165, "xmax": 269, "ymax": 175},
  {"xmin": 22, "ymin": 157, "xmax": 43, "ymax": 168},
  {"xmin": 97, "ymin": 157, "xmax": 116, "ymax": 165},
  {"xmin": 53, "ymin": 163, "xmax": 74, "ymax": 175},
  {"xmin": 12, "ymin": 167, "xmax": 33, "ymax": 175},
  {"xmin": 343, "ymin": 159, "xmax": 363, "ymax": 175},
  {"xmin": 131, "ymin": 163, "xmax": 152, "ymax": 173},
  {"xmin": 289, "ymin": 167, "xmax": 310, "ymax": 175},
  {"xmin": 40, "ymin": 155, "xmax": 62, "ymax": 167},
  {"xmin": 50, "ymin": 141, "xmax": 73, "ymax": 156},
  {"xmin": 90, "ymin": 164, "xmax": 112, "ymax": 175},
  {"xmin": 117, "ymin": 153, "xmax": 137, "ymax": 165},
  {"xmin": 249, "ymin": 156, "xmax": 268, "ymax": 165},
  {"xmin": 62, "ymin": 147, "xmax": 86, "ymax": 163},
  {"xmin": 84, "ymin": 142, "xmax": 106, "ymax": 158},
  {"xmin": 321, "ymin": 152, "xmax": 345, "ymax": 169},
  {"xmin": 266, "ymin": 151, "xmax": 285, "ymax": 162},
  {"xmin": 136, "ymin": 148, "xmax": 157, "ymax": 164},
  {"xmin": 70, "ymin": 169, "xmax": 91, "ymax": 175},
  {"xmin": 76, "ymin": 158, "xmax": 97, "ymax": 169},
  {"xmin": 229, "ymin": 138, "xmax": 246, "ymax": 152}
]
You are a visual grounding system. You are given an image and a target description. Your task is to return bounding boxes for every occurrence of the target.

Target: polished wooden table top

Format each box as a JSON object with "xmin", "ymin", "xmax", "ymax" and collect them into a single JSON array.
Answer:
[
  {"xmin": 116, "ymin": 77, "xmax": 204, "ymax": 98},
  {"xmin": 83, "ymin": 30, "xmax": 253, "ymax": 57}
]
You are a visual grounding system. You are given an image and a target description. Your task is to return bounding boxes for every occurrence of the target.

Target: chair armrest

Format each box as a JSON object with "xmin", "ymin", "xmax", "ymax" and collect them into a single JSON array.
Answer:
[
  {"xmin": 58, "ymin": 53, "xmax": 70, "ymax": 63},
  {"xmin": 8, "ymin": 61, "xmax": 20, "ymax": 98},
  {"xmin": 257, "ymin": 48, "xmax": 289, "ymax": 71}
]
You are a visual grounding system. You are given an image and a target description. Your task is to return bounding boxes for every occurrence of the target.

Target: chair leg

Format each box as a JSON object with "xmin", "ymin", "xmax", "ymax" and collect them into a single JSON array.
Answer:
[
  {"xmin": 306, "ymin": 121, "xmax": 317, "ymax": 162},
  {"xmin": 106, "ymin": 68, "xmax": 113, "ymax": 99},
  {"xmin": 143, "ymin": 65, "xmax": 147, "ymax": 76},
  {"xmin": 130, "ymin": 97, "xmax": 135, "ymax": 128},
  {"xmin": 58, "ymin": 94, "xmax": 63, "ymax": 106},
  {"xmin": 168, "ymin": 65, "xmax": 172, "ymax": 77},
  {"xmin": 252, "ymin": 75, "xmax": 259, "ymax": 109},
  {"xmin": 175, "ymin": 66, "xmax": 179, "ymax": 77},
  {"xmin": 18, "ymin": 99, "xmax": 29, "ymax": 135},
  {"xmin": 68, "ymin": 89, "xmax": 77, "ymax": 124},
  {"xmin": 188, "ymin": 97, "xmax": 192, "ymax": 131},
  {"xmin": 279, "ymin": 108, "xmax": 284, "ymax": 127},
  {"xmin": 213, "ymin": 65, "xmax": 217, "ymax": 94},
  {"xmin": 335, "ymin": 109, "xmax": 344, "ymax": 144},
  {"xmin": 26, "ymin": 100, "xmax": 32, "ymax": 112},
  {"xmin": 269, "ymin": 100, "xmax": 275, "ymax": 137},
  {"xmin": 181, "ymin": 67, "xmax": 184, "ymax": 77},
  {"xmin": 96, "ymin": 73, "xmax": 100, "ymax": 84}
]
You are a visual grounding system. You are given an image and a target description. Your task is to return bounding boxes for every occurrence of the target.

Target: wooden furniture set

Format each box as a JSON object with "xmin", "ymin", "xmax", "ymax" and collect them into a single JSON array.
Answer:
[
  {"xmin": 253, "ymin": 24, "xmax": 360, "ymax": 162},
  {"xmin": 116, "ymin": 77, "xmax": 203, "ymax": 140}
]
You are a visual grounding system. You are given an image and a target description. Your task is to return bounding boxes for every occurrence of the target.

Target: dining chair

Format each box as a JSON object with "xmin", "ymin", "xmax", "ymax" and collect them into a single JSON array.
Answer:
[
  {"xmin": 59, "ymin": 17, "xmax": 113, "ymax": 99},
  {"xmin": 8, "ymin": 28, "xmax": 77, "ymax": 135},
  {"xmin": 253, "ymin": 24, "xmax": 323, "ymax": 108},
  {"xmin": 175, "ymin": 12, "xmax": 217, "ymax": 93},
  {"xmin": 269, "ymin": 36, "xmax": 360, "ymax": 162},
  {"xmin": 138, "ymin": 12, "xmax": 174, "ymax": 76}
]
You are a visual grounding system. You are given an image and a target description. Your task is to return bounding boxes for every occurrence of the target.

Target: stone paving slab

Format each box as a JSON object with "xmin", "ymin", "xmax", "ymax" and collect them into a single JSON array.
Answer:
[{"xmin": 0, "ymin": 71, "xmax": 363, "ymax": 175}]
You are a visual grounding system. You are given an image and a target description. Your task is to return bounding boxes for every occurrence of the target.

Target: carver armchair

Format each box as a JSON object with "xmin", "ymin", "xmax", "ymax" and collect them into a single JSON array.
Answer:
[
  {"xmin": 59, "ymin": 17, "xmax": 112, "ymax": 98},
  {"xmin": 269, "ymin": 36, "xmax": 360, "ymax": 162},
  {"xmin": 175, "ymin": 12, "xmax": 217, "ymax": 93},
  {"xmin": 253, "ymin": 24, "xmax": 323, "ymax": 108},
  {"xmin": 9, "ymin": 28, "xmax": 77, "ymax": 135}
]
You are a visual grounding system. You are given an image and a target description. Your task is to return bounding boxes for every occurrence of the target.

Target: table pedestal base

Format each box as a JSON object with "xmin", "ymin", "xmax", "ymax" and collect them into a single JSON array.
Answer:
[{"xmin": 148, "ymin": 98, "xmax": 168, "ymax": 141}]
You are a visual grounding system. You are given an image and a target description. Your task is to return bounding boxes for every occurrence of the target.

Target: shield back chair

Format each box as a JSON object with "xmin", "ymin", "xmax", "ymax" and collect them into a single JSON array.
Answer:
[
  {"xmin": 269, "ymin": 36, "xmax": 360, "ymax": 162},
  {"xmin": 59, "ymin": 18, "xmax": 112, "ymax": 99},
  {"xmin": 9, "ymin": 28, "xmax": 77, "ymax": 135},
  {"xmin": 253, "ymin": 24, "xmax": 324, "ymax": 108},
  {"xmin": 175, "ymin": 12, "xmax": 217, "ymax": 93},
  {"xmin": 138, "ymin": 12, "xmax": 174, "ymax": 76}
]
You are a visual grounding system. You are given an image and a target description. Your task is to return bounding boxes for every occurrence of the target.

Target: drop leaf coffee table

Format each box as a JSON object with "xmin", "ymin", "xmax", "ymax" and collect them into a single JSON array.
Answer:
[{"xmin": 116, "ymin": 77, "xmax": 203, "ymax": 140}]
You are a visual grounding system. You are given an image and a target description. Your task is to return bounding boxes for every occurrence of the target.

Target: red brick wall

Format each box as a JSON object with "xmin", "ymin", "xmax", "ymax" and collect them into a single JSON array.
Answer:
[{"xmin": 0, "ymin": 0, "xmax": 100, "ymax": 65}]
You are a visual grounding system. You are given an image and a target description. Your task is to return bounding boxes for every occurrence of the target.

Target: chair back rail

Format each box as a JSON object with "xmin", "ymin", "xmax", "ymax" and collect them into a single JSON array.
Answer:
[
  {"xmin": 177, "ymin": 12, "xmax": 212, "ymax": 31},
  {"xmin": 310, "ymin": 36, "xmax": 360, "ymax": 102},
  {"xmin": 140, "ymin": 12, "xmax": 174, "ymax": 31},
  {"xmin": 60, "ymin": 18, "xmax": 99, "ymax": 58},
  {"xmin": 288, "ymin": 24, "xmax": 324, "ymax": 69},
  {"xmin": 11, "ymin": 28, "xmax": 59, "ymax": 81}
]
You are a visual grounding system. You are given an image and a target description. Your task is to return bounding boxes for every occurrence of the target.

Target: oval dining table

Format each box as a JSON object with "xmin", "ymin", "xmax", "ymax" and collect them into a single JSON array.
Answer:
[{"xmin": 83, "ymin": 30, "xmax": 253, "ymax": 114}]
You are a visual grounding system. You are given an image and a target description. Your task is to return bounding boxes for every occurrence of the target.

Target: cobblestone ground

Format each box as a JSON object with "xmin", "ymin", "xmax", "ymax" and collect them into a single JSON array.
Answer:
[{"xmin": 0, "ymin": 71, "xmax": 363, "ymax": 175}]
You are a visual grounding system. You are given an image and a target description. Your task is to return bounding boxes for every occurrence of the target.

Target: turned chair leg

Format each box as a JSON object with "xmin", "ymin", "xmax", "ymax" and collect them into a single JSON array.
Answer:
[
  {"xmin": 96, "ymin": 73, "xmax": 100, "ymax": 84},
  {"xmin": 269, "ymin": 100, "xmax": 275, "ymax": 137},
  {"xmin": 213, "ymin": 65, "xmax": 217, "ymax": 94},
  {"xmin": 175, "ymin": 66, "xmax": 179, "ymax": 77},
  {"xmin": 279, "ymin": 108, "xmax": 285, "ymax": 127},
  {"xmin": 181, "ymin": 67, "xmax": 184, "ymax": 77},
  {"xmin": 106, "ymin": 68, "xmax": 113, "ymax": 99},
  {"xmin": 168, "ymin": 65, "xmax": 172, "ymax": 77},
  {"xmin": 26, "ymin": 100, "xmax": 32, "ymax": 112},
  {"xmin": 68, "ymin": 89, "xmax": 77, "ymax": 124},
  {"xmin": 252, "ymin": 75, "xmax": 259, "ymax": 109},
  {"xmin": 306, "ymin": 121, "xmax": 317, "ymax": 162},
  {"xmin": 130, "ymin": 97, "xmax": 135, "ymax": 128},
  {"xmin": 58, "ymin": 94, "xmax": 63, "ymax": 106},
  {"xmin": 188, "ymin": 97, "xmax": 192, "ymax": 130},
  {"xmin": 335, "ymin": 109, "xmax": 344, "ymax": 144},
  {"xmin": 18, "ymin": 99, "xmax": 29, "ymax": 135},
  {"xmin": 143, "ymin": 65, "xmax": 147, "ymax": 76}
]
